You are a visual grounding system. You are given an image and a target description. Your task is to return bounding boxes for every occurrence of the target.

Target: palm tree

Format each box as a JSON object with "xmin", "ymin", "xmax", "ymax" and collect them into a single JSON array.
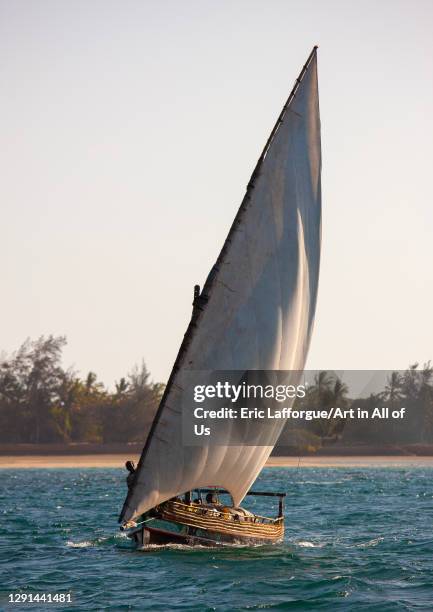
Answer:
[
  {"xmin": 115, "ymin": 377, "xmax": 129, "ymax": 396},
  {"xmin": 383, "ymin": 371, "xmax": 403, "ymax": 404},
  {"xmin": 383, "ymin": 371, "xmax": 403, "ymax": 442}
]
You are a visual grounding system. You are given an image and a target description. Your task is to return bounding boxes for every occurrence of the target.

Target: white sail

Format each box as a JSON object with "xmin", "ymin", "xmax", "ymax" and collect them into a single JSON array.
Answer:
[{"xmin": 120, "ymin": 48, "xmax": 321, "ymax": 523}]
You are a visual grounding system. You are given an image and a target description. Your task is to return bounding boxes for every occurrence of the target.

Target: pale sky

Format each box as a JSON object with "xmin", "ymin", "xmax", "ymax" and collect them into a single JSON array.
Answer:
[{"xmin": 1, "ymin": 0, "xmax": 432, "ymax": 388}]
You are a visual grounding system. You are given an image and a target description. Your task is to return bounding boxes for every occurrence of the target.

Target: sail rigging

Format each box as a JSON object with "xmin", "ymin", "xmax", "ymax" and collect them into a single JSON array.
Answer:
[{"xmin": 120, "ymin": 46, "xmax": 321, "ymax": 524}]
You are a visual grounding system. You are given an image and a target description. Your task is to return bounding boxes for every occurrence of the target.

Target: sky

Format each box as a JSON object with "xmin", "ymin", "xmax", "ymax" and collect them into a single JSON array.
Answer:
[{"xmin": 1, "ymin": 0, "xmax": 432, "ymax": 388}]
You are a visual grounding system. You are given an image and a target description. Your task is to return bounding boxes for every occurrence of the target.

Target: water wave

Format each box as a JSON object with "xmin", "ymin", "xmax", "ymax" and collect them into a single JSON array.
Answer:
[
  {"xmin": 294, "ymin": 540, "xmax": 326, "ymax": 548},
  {"xmin": 356, "ymin": 537, "xmax": 384, "ymax": 548},
  {"xmin": 66, "ymin": 540, "xmax": 93, "ymax": 548},
  {"xmin": 2, "ymin": 466, "xmax": 433, "ymax": 610}
]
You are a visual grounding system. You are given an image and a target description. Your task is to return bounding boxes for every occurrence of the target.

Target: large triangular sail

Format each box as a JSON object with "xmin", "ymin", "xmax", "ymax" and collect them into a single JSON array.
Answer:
[{"xmin": 120, "ymin": 47, "xmax": 321, "ymax": 524}]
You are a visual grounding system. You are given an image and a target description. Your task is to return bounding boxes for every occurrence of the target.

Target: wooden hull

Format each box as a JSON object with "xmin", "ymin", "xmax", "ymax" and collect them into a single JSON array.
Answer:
[
  {"xmin": 130, "ymin": 523, "xmax": 283, "ymax": 548},
  {"xmin": 127, "ymin": 500, "xmax": 284, "ymax": 548}
]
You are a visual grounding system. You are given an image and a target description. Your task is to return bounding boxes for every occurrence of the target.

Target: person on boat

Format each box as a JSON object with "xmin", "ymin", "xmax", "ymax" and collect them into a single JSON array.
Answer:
[
  {"xmin": 205, "ymin": 492, "xmax": 218, "ymax": 506},
  {"xmin": 125, "ymin": 460, "xmax": 136, "ymax": 490}
]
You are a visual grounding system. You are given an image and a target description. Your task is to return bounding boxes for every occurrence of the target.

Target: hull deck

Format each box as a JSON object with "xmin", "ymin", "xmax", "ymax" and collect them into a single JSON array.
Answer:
[{"xmin": 126, "ymin": 499, "xmax": 284, "ymax": 548}]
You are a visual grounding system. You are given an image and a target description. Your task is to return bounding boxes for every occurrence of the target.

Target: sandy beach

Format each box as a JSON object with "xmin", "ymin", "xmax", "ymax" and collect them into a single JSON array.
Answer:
[
  {"xmin": 2, "ymin": 454, "xmax": 433, "ymax": 469},
  {"xmin": 266, "ymin": 455, "xmax": 433, "ymax": 468},
  {"xmin": 0, "ymin": 454, "xmax": 141, "ymax": 469}
]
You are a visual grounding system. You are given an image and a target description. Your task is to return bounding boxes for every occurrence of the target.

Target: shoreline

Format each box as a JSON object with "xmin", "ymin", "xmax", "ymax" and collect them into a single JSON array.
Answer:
[{"xmin": 2, "ymin": 455, "xmax": 433, "ymax": 469}]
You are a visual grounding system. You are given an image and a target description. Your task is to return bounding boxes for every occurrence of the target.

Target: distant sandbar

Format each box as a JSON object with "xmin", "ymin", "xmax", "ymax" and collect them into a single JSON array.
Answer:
[{"xmin": 2, "ymin": 455, "xmax": 433, "ymax": 469}]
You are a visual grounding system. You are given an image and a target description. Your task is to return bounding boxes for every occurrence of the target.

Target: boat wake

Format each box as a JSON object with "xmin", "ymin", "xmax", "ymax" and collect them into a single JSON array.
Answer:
[
  {"xmin": 294, "ymin": 540, "xmax": 326, "ymax": 548},
  {"xmin": 66, "ymin": 532, "xmax": 129, "ymax": 549},
  {"xmin": 66, "ymin": 540, "xmax": 93, "ymax": 548}
]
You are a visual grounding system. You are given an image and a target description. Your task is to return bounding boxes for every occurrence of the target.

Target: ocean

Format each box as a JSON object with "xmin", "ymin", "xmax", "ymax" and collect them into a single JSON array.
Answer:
[{"xmin": 1, "ymin": 467, "xmax": 432, "ymax": 611}]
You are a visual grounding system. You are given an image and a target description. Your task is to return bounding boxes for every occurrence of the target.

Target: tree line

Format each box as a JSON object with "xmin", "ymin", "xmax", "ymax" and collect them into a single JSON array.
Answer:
[
  {"xmin": 0, "ymin": 336, "xmax": 164, "ymax": 444},
  {"xmin": 281, "ymin": 365, "xmax": 433, "ymax": 450},
  {"xmin": 1, "ymin": 336, "xmax": 432, "ymax": 449}
]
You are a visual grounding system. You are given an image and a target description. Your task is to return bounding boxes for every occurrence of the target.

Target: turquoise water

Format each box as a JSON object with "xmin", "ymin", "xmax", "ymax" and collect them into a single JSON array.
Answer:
[{"xmin": 1, "ymin": 467, "xmax": 433, "ymax": 611}]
